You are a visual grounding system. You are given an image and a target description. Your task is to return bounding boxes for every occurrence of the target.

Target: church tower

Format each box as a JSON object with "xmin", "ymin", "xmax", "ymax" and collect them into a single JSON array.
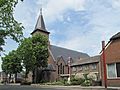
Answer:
[
  {"xmin": 31, "ymin": 8, "xmax": 57, "ymax": 83},
  {"xmin": 31, "ymin": 8, "xmax": 50, "ymax": 37}
]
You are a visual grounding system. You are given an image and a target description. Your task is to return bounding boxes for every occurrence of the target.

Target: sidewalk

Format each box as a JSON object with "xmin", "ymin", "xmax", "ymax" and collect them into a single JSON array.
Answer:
[
  {"xmin": 1, "ymin": 83, "xmax": 120, "ymax": 90},
  {"xmin": 32, "ymin": 84, "xmax": 120, "ymax": 90},
  {"xmin": 0, "ymin": 83, "xmax": 20, "ymax": 85}
]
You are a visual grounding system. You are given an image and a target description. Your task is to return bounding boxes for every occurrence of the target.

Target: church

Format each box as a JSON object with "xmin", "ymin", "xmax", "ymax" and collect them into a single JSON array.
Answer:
[{"xmin": 30, "ymin": 9, "xmax": 89, "ymax": 83}]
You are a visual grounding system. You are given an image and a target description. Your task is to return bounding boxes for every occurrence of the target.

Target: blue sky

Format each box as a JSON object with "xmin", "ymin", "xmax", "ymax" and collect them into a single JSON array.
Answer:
[{"xmin": 0, "ymin": 0, "xmax": 120, "ymax": 71}]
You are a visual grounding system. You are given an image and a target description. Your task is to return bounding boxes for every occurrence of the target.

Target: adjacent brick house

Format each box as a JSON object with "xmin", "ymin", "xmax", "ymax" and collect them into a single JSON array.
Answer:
[
  {"xmin": 30, "ymin": 9, "xmax": 89, "ymax": 83},
  {"xmin": 71, "ymin": 55, "xmax": 101, "ymax": 81},
  {"xmin": 100, "ymin": 32, "xmax": 120, "ymax": 86}
]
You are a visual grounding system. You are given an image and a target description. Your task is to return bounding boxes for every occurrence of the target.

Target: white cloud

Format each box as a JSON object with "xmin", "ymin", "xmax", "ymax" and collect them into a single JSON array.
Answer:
[
  {"xmin": 112, "ymin": 0, "xmax": 120, "ymax": 9},
  {"xmin": 14, "ymin": 1, "xmax": 38, "ymax": 37},
  {"xmin": 38, "ymin": 0, "xmax": 85, "ymax": 23},
  {"xmin": 52, "ymin": 25, "xmax": 101, "ymax": 56},
  {"xmin": 67, "ymin": 16, "xmax": 71, "ymax": 22},
  {"xmin": 51, "ymin": 0, "xmax": 120, "ymax": 56}
]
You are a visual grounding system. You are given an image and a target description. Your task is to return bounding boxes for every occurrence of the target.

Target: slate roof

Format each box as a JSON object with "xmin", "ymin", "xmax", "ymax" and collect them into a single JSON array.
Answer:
[
  {"xmin": 110, "ymin": 32, "xmax": 120, "ymax": 41},
  {"xmin": 50, "ymin": 45, "xmax": 90, "ymax": 63},
  {"xmin": 31, "ymin": 11, "xmax": 50, "ymax": 35},
  {"xmin": 71, "ymin": 55, "xmax": 100, "ymax": 66}
]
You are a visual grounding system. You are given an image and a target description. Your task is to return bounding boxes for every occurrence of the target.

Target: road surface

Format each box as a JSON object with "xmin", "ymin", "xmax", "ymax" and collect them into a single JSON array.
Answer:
[
  {"xmin": 0, "ymin": 85, "xmax": 118, "ymax": 90},
  {"xmin": 0, "ymin": 85, "xmax": 61, "ymax": 90}
]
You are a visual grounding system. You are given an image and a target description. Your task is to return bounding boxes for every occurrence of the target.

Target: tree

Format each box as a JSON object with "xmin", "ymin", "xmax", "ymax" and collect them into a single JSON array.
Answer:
[
  {"xmin": 17, "ymin": 37, "xmax": 35, "ymax": 79},
  {"xmin": 32, "ymin": 34, "xmax": 48, "ymax": 68},
  {"xmin": 17, "ymin": 34, "xmax": 49, "ymax": 81},
  {"xmin": 2, "ymin": 50, "xmax": 22, "ymax": 83},
  {"xmin": 0, "ymin": 0, "xmax": 24, "ymax": 52}
]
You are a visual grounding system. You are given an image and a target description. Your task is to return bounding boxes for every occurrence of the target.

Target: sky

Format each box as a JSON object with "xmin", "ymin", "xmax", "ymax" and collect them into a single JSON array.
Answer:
[{"xmin": 0, "ymin": 0, "xmax": 120, "ymax": 71}]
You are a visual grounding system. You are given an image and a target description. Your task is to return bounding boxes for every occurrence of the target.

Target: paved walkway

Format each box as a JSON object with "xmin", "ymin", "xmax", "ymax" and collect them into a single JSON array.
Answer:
[{"xmin": 32, "ymin": 84, "xmax": 120, "ymax": 90}]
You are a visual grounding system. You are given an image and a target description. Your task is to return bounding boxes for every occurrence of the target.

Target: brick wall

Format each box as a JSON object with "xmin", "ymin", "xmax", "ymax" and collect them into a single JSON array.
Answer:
[
  {"xmin": 101, "ymin": 39, "xmax": 120, "ymax": 86},
  {"xmin": 71, "ymin": 62, "xmax": 100, "ymax": 80}
]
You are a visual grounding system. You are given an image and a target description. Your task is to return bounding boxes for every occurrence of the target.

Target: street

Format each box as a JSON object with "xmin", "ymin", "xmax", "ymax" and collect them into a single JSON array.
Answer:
[
  {"xmin": 0, "ymin": 85, "xmax": 119, "ymax": 90},
  {"xmin": 0, "ymin": 85, "xmax": 60, "ymax": 90}
]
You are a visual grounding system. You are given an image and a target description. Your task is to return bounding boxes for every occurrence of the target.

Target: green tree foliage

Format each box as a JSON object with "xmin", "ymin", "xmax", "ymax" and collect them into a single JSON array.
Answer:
[
  {"xmin": 17, "ymin": 37, "xmax": 35, "ymax": 78},
  {"xmin": 32, "ymin": 34, "xmax": 49, "ymax": 68},
  {"xmin": 0, "ymin": 0, "xmax": 24, "ymax": 52},
  {"xmin": 17, "ymin": 34, "xmax": 49, "ymax": 78},
  {"xmin": 2, "ymin": 50, "xmax": 22, "ymax": 82}
]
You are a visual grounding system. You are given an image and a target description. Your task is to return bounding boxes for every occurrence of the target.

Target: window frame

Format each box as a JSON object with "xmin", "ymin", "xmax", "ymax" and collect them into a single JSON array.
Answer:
[
  {"xmin": 116, "ymin": 63, "xmax": 120, "ymax": 77},
  {"xmin": 107, "ymin": 63, "xmax": 117, "ymax": 79}
]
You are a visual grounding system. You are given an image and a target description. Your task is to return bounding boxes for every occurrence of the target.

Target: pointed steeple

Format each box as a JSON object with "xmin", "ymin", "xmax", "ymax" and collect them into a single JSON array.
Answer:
[{"xmin": 31, "ymin": 8, "xmax": 50, "ymax": 35}]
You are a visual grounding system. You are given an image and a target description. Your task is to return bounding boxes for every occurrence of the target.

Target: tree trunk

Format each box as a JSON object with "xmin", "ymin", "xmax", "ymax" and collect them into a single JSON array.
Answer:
[
  {"xmin": 25, "ymin": 67, "xmax": 29, "ymax": 81},
  {"xmin": 5, "ymin": 73, "xmax": 8, "ymax": 84},
  {"xmin": 34, "ymin": 68, "xmax": 37, "ymax": 83},
  {"xmin": 9, "ymin": 74, "xmax": 11, "ymax": 83},
  {"xmin": 15, "ymin": 73, "xmax": 17, "ymax": 83}
]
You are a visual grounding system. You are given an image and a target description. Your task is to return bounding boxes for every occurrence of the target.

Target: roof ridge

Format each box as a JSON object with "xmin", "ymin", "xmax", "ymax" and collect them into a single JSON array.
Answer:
[{"xmin": 110, "ymin": 32, "xmax": 120, "ymax": 41}]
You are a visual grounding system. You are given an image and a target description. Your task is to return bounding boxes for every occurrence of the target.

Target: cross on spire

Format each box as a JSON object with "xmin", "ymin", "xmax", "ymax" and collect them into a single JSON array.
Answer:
[
  {"xmin": 40, "ymin": 2, "xmax": 42, "ymax": 15},
  {"xmin": 40, "ymin": 8, "xmax": 42, "ymax": 15}
]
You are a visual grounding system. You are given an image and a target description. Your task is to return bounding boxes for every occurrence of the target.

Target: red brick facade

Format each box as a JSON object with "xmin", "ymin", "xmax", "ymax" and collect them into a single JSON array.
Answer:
[{"xmin": 101, "ymin": 39, "xmax": 120, "ymax": 86}]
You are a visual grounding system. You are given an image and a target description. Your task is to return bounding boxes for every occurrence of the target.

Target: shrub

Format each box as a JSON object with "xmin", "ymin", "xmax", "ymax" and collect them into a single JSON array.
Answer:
[
  {"xmin": 20, "ymin": 80, "xmax": 31, "ymax": 85},
  {"xmin": 81, "ymin": 79, "xmax": 92, "ymax": 86},
  {"xmin": 71, "ymin": 73, "xmax": 94, "ymax": 86},
  {"xmin": 39, "ymin": 80, "xmax": 47, "ymax": 83},
  {"xmin": 46, "ymin": 79, "xmax": 69, "ymax": 86},
  {"xmin": 80, "ymin": 73, "xmax": 93, "ymax": 86},
  {"xmin": 70, "ymin": 76, "xmax": 84, "ymax": 85},
  {"xmin": 87, "ymin": 73, "xmax": 97, "ymax": 81},
  {"xmin": 50, "ymin": 81, "xmax": 64, "ymax": 85},
  {"xmin": 1, "ymin": 81, "xmax": 4, "ymax": 84}
]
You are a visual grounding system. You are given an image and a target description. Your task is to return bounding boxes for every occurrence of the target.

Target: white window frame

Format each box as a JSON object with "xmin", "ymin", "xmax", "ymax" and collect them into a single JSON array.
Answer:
[{"xmin": 107, "ymin": 63, "xmax": 117, "ymax": 79}]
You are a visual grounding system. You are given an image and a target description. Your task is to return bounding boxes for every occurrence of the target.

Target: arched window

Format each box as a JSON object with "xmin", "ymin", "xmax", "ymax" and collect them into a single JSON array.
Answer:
[
  {"xmin": 60, "ymin": 63, "xmax": 62, "ymax": 74},
  {"xmin": 68, "ymin": 67, "xmax": 69, "ymax": 74},
  {"xmin": 58, "ymin": 65, "xmax": 60, "ymax": 74},
  {"xmin": 63, "ymin": 66, "xmax": 64, "ymax": 74}
]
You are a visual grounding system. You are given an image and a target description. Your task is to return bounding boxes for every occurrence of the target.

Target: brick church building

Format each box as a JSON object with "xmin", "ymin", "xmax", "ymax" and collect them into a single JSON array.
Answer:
[{"xmin": 30, "ymin": 10, "xmax": 89, "ymax": 83}]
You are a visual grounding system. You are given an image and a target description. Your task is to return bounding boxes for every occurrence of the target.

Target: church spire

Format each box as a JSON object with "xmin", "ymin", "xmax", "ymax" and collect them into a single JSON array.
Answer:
[{"xmin": 31, "ymin": 8, "xmax": 50, "ymax": 35}]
